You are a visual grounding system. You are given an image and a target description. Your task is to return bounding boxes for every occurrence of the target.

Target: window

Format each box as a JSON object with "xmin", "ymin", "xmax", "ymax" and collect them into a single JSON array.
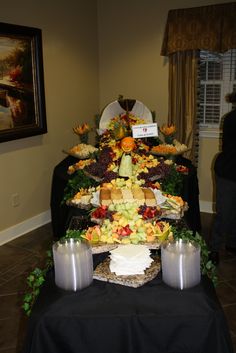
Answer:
[{"xmin": 199, "ymin": 49, "xmax": 236, "ymax": 137}]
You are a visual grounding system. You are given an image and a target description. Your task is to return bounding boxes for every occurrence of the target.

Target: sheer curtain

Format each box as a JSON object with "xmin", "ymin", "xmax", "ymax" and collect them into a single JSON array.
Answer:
[
  {"xmin": 168, "ymin": 50, "xmax": 200, "ymax": 165},
  {"xmin": 161, "ymin": 2, "xmax": 236, "ymax": 165}
]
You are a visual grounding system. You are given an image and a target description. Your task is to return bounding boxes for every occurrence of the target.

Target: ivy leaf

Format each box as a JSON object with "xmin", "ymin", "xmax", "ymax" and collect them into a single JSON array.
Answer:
[
  {"xmin": 206, "ymin": 260, "xmax": 214, "ymax": 270},
  {"xmin": 23, "ymin": 294, "xmax": 32, "ymax": 303},
  {"xmin": 23, "ymin": 250, "xmax": 53, "ymax": 317},
  {"xmin": 22, "ymin": 302, "xmax": 30, "ymax": 311},
  {"xmin": 35, "ymin": 276, "xmax": 45, "ymax": 287}
]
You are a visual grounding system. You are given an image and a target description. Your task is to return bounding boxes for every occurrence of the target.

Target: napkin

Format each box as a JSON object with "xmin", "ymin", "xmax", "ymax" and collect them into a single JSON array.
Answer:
[{"xmin": 109, "ymin": 244, "xmax": 153, "ymax": 276}]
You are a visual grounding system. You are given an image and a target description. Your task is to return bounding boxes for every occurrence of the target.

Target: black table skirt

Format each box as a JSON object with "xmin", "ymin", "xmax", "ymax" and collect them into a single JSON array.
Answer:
[
  {"xmin": 50, "ymin": 156, "xmax": 81, "ymax": 238},
  {"xmin": 24, "ymin": 258, "xmax": 233, "ymax": 353},
  {"xmin": 50, "ymin": 156, "xmax": 201, "ymax": 238}
]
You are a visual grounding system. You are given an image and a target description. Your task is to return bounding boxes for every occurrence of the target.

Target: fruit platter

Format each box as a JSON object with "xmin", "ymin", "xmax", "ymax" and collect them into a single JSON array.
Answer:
[
  {"xmin": 150, "ymin": 141, "xmax": 190, "ymax": 156},
  {"xmin": 150, "ymin": 124, "xmax": 189, "ymax": 158}
]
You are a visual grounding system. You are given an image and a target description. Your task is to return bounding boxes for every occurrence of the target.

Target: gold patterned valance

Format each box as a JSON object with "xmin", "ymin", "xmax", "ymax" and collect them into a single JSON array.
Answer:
[{"xmin": 161, "ymin": 2, "xmax": 236, "ymax": 56}]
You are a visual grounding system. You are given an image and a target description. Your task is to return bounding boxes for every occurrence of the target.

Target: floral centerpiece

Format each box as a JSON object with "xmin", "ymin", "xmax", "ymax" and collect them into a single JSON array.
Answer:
[{"xmin": 159, "ymin": 124, "xmax": 176, "ymax": 144}]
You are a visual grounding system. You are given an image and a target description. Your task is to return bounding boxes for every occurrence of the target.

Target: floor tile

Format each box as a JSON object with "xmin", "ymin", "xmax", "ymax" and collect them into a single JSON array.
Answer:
[
  {"xmin": 223, "ymin": 304, "xmax": 236, "ymax": 334},
  {"xmin": 10, "ymin": 223, "xmax": 53, "ymax": 252},
  {"xmin": 0, "ymin": 293, "xmax": 22, "ymax": 318},
  {"xmin": 216, "ymin": 282, "xmax": 236, "ymax": 306},
  {"xmin": 217, "ymin": 258, "xmax": 236, "ymax": 281},
  {"xmin": 0, "ymin": 317, "xmax": 19, "ymax": 350},
  {"xmin": 0, "ymin": 246, "xmax": 32, "ymax": 274}
]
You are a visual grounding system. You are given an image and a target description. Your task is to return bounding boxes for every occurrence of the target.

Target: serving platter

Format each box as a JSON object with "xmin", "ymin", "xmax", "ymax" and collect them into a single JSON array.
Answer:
[
  {"xmin": 93, "ymin": 256, "xmax": 161, "ymax": 287},
  {"xmin": 99, "ymin": 100, "xmax": 153, "ymax": 130},
  {"xmin": 150, "ymin": 148, "xmax": 190, "ymax": 157},
  {"xmin": 91, "ymin": 241, "xmax": 160, "ymax": 254},
  {"xmin": 63, "ymin": 144, "xmax": 98, "ymax": 160},
  {"xmin": 63, "ymin": 149, "xmax": 90, "ymax": 160}
]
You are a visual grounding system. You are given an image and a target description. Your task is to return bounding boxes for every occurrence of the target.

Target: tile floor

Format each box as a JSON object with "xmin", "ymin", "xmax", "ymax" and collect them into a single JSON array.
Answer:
[{"xmin": 0, "ymin": 213, "xmax": 236, "ymax": 352}]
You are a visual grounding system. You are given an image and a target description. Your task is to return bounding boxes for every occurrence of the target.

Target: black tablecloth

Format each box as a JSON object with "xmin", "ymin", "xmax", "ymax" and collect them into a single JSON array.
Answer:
[
  {"xmin": 50, "ymin": 156, "xmax": 201, "ymax": 238},
  {"xmin": 176, "ymin": 156, "xmax": 201, "ymax": 233},
  {"xmin": 24, "ymin": 256, "xmax": 233, "ymax": 353},
  {"xmin": 50, "ymin": 156, "xmax": 82, "ymax": 238}
]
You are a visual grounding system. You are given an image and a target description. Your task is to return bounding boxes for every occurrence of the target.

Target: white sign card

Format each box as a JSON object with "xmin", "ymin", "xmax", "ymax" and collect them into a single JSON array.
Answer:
[{"xmin": 132, "ymin": 123, "xmax": 158, "ymax": 138}]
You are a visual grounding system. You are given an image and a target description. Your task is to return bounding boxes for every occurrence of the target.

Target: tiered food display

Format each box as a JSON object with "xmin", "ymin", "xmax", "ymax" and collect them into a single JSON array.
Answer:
[
  {"xmin": 63, "ymin": 110, "xmax": 189, "ymax": 252},
  {"xmin": 23, "ymin": 104, "xmax": 218, "ymax": 316}
]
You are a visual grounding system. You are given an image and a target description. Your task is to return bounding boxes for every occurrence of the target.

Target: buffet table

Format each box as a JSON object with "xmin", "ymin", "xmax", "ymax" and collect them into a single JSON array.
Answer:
[
  {"xmin": 24, "ymin": 254, "xmax": 233, "ymax": 353},
  {"xmin": 50, "ymin": 155, "xmax": 201, "ymax": 238}
]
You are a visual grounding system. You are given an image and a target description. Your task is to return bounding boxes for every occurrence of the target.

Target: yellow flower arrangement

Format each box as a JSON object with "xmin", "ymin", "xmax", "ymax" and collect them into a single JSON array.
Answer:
[
  {"xmin": 73, "ymin": 123, "xmax": 91, "ymax": 136},
  {"xmin": 159, "ymin": 124, "xmax": 176, "ymax": 144},
  {"xmin": 159, "ymin": 124, "xmax": 176, "ymax": 136},
  {"xmin": 73, "ymin": 123, "xmax": 91, "ymax": 144}
]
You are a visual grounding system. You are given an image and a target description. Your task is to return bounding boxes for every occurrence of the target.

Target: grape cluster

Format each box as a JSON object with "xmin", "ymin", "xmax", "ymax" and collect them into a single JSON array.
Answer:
[
  {"xmin": 85, "ymin": 146, "xmax": 114, "ymax": 178},
  {"xmin": 138, "ymin": 160, "xmax": 171, "ymax": 183},
  {"xmin": 84, "ymin": 162, "xmax": 107, "ymax": 178},
  {"xmin": 103, "ymin": 171, "xmax": 119, "ymax": 183}
]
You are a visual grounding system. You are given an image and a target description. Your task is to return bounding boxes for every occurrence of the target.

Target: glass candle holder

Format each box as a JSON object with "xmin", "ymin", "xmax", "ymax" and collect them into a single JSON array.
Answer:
[{"xmin": 161, "ymin": 239, "xmax": 201, "ymax": 290}]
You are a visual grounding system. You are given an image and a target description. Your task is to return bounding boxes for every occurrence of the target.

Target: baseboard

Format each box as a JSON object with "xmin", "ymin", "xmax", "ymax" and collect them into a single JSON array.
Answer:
[
  {"xmin": 0, "ymin": 210, "xmax": 51, "ymax": 246},
  {"xmin": 199, "ymin": 200, "xmax": 215, "ymax": 214}
]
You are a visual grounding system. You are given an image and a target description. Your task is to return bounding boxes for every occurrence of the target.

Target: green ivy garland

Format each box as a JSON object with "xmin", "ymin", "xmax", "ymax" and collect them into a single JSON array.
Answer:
[{"xmin": 22, "ymin": 250, "xmax": 53, "ymax": 316}]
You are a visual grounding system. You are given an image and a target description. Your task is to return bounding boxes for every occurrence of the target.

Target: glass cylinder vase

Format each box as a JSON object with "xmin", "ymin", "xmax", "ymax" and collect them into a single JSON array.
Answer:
[
  {"xmin": 161, "ymin": 239, "xmax": 201, "ymax": 290},
  {"xmin": 164, "ymin": 135, "xmax": 174, "ymax": 144},
  {"xmin": 53, "ymin": 238, "xmax": 93, "ymax": 291},
  {"xmin": 79, "ymin": 133, "xmax": 89, "ymax": 144}
]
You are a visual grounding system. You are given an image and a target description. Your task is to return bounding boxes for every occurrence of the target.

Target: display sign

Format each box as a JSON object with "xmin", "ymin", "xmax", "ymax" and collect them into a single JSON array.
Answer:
[{"xmin": 132, "ymin": 123, "xmax": 158, "ymax": 138}]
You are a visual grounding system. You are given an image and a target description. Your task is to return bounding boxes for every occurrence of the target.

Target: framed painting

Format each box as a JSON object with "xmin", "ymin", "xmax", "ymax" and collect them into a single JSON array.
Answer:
[{"xmin": 0, "ymin": 22, "xmax": 47, "ymax": 142}]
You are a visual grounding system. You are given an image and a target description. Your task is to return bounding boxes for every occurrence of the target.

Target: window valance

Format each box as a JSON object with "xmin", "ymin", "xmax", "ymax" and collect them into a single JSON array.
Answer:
[{"xmin": 161, "ymin": 2, "xmax": 236, "ymax": 56}]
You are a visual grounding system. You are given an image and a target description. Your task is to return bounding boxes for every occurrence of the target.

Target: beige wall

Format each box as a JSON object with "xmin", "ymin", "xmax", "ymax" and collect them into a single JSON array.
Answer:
[
  {"xmin": 0, "ymin": 0, "xmax": 99, "ymax": 234},
  {"xmin": 97, "ymin": 0, "xmax": 231, "ymax": 210},
  {"xmin": 198, "ymin": 136, "xmax": 220, "ymax": 211}
]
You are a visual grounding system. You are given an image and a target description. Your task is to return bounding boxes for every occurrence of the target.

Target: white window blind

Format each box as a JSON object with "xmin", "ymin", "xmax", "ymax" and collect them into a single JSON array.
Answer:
[{"xmin": 199, "ymin": 49, "xmax": 236, "ymax": 128}]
